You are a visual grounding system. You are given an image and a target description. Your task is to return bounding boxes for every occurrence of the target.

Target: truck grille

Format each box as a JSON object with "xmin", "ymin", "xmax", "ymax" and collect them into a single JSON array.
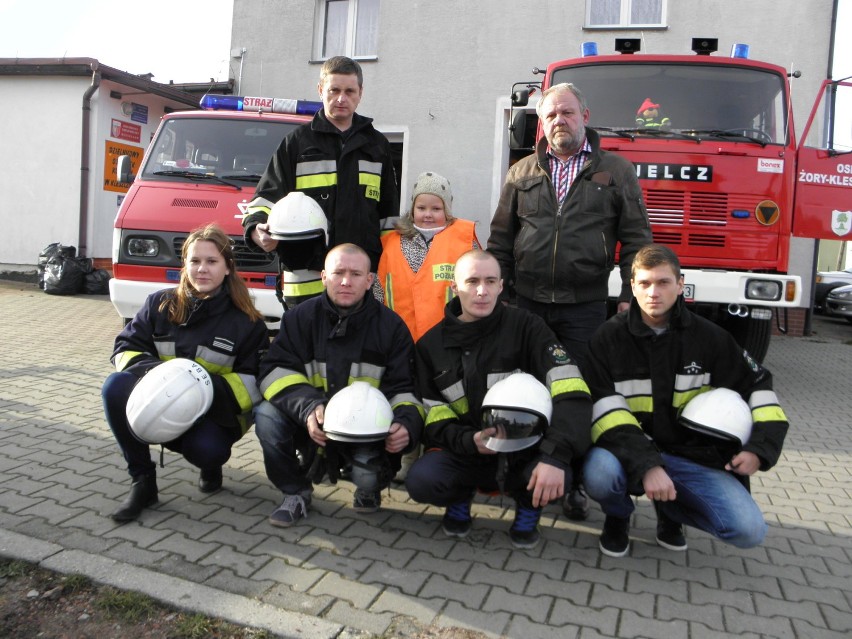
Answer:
[
  {"xmin": 645, "ymin": 189, "xmax": 730, "ymax": 250},
  {"xmin": 171, "ymin": 236, "xmax": 277, "ymax": 270}
]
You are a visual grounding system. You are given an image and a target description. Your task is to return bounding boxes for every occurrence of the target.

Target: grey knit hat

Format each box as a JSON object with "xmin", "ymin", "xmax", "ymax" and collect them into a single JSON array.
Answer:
[{"xmin": 409, "ymin": 171, "xmax": 453, "ymax": 217}]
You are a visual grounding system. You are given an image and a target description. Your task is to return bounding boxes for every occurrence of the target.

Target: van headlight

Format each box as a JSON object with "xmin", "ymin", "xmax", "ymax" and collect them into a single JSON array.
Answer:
[{"xmin": 127, "ymin": 238, "xmax": 160, "ymax": 257}]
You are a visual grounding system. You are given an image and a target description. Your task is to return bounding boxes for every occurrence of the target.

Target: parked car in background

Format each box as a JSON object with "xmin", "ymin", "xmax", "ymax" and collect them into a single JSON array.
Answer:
[
  {"xmin": 814, "ymin": 268, "xmax": 852, "ymax": 313},
  {"xmin": 824, "ymin": 284, "xmax": 852, "ymax": 324}
]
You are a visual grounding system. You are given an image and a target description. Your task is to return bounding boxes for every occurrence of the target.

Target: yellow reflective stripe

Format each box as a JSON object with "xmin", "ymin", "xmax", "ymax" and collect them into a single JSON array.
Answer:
[
  {"xmin": 627, "ymin": 396, "xmax": 653, "ymax": 414},
  {"xmin": 244, "ymin": 196, "xmax": 274, "ymax": 219},
  {"xmin": 222, "ymin": 372, "xmax": 257, "ymax": 412},
  {"xmin": 348, "ymin": 375, "xmax": 381, "ymax": 388},
  {"xmin": 673, "ymin": 387, "xmax": 708, "ymax": 410},
  {"xmin": 426, "ymin": 404, "xmax": 457, "ymax": 427},
  {"xmin": 444, "ymin": 285, "xmax": 455, "ymax": 304},
  {"xmin": 551, "ymin": 377, "xmax": 591, "ymax": 397},
  {"xmin": 115, "ymin": 351, "xmax": 145, "ymax": 372},
  {"xmin": 449, "ymin": 396, "xmax": 469, "ymax": 416},
  {"xmin": 753, "ymin": 405, "xmax": 787, "ymax": 423},
  {"xmin": 196, "ymin": 357, "xmax": 227, "ymax": 375},
  {"xmin": 282, "ymin": 279, "xmax": 325, "ymax": 297},
  {"xmin": 591, "ymin": 409, "xmax": 641, "ymax": 443},
  {"xmin": 390, "ymin": 392, "xmax": 426, "ymax": 420},
  {"xmin": 384, "ymin": 273, "xmax": 394, "ymax": 309},
  {"xmin": 296, "ymin": 174, "xmax": 337, "ymax": 189},
  {"xmin": 359, "ymin": 172, "xmax": 381, "ymax": 189}
]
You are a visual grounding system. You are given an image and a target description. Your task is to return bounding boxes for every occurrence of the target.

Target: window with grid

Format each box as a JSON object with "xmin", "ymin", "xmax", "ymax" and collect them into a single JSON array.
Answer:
[
  {"xmin": 314, "ymin": 0, "xmax": 380, "ymax": 60},
  {"xmin": 586, "ymin": 0, "xmax": 666, "ymax": 28}
]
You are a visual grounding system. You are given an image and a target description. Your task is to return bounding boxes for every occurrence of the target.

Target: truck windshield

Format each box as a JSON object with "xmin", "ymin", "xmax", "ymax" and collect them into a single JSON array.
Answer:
[
  {"xmin": 551, "ymin": 62, "xmax": 787, "ymax": 145},
  {"xmin": 141, "ymin": 117, "xmax": 299, "ymax": 181}
]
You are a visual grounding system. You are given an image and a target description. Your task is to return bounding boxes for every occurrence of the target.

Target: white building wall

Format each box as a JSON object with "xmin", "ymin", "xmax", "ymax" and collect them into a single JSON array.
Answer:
[
  {"xmin": 230, "ymin": 0, "xmax": 835, "ymax": 306},
  {"xmin": 0, "ymin": 76, "xmax": 85, "ymax": 266},
  {"xmin": 0, "ymin": 72, "xmax": 196, "ymax": 269}
]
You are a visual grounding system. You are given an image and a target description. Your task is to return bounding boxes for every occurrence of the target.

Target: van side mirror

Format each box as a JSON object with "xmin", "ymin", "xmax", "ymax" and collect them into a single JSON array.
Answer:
[{"xmin": 117, "ymin": 155, "xmax": 135, "ymax": 184}]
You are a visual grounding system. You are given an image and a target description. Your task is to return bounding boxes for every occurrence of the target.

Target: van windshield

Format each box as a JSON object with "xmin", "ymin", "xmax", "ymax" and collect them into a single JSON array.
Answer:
[
  {"xmin": 551, "ymin": 62, "xmax": 788, "ymax": 145},
  {"xmin": 141, "ymin": 117, "xmax": 299, "ymax": 181}
]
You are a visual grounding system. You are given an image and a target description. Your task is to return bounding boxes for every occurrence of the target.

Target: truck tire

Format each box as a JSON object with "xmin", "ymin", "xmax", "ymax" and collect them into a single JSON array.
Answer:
[{"xmin": 723, "ymin": 314, "xmax": 771, "ymax": 363}]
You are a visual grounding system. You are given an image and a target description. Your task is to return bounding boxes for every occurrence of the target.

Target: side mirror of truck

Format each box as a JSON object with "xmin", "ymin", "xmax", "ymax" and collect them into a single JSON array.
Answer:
[
  {"xmin": 512, "ymin": 89, "xmax": 530, "ymax": 107},
  {"xmin": 117, "ymin": 155, "xmax": 135, "ymax": 184}
]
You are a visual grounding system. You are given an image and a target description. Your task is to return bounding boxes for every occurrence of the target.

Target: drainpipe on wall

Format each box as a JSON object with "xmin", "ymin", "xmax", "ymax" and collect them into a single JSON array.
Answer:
[{"xmin": 78, "ymin": 63, "xmax": 101, "ymax": 258}]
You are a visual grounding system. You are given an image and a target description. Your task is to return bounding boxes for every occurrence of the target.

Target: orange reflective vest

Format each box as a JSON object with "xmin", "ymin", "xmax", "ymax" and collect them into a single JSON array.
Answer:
[{"xmin": 378, "ymin": 220, "xmax": 477, "ymax": 341}]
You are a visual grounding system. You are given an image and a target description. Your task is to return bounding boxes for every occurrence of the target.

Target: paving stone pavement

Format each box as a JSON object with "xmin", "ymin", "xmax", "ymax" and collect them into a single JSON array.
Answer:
[{"xmin": 0, "ymin": 278, "xmax": 850, "ymax": 639}]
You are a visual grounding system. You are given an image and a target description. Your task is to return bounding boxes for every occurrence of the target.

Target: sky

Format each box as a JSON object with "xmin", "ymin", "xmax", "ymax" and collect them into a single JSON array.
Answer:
[{"xmin": 0, "ymin": 0, "xmax": 234, "ymax": 84}]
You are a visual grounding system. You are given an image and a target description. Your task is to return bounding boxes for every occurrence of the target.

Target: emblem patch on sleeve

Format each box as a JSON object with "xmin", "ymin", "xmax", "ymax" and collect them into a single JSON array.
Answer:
[{"xmin": 547, "ymin": 343, "xmax": 571, "ymax": 364}]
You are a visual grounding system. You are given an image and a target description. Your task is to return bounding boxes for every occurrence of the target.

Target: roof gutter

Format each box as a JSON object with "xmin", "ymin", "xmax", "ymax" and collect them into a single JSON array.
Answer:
[{"xmin": 78, "ymin": 62, "xmax": 101, "ymax": 258}]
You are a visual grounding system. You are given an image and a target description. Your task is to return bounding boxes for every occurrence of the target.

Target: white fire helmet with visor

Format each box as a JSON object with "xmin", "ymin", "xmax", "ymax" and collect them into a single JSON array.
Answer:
[
  {"xmin": 323, "ymin": 381, "xmax": 393, "ymax": 443},
  {"xmin": 126, "ymin": 358, "xmax": 214, "ymax": 444},
  {"xmin": 480, "ymin": 373, "xmax": 553, "ymax": 453},
  {"xmin": 679, "ymin": 387, "xmax": 753, "ymax": 446},
  {"xmin": 268, "ymin": 192, "xmax": 328, "ymax": 243}
]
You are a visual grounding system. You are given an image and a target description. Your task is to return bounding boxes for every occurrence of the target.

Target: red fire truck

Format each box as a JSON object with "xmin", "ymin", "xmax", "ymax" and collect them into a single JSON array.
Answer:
[
  {"xmin": 510, "ymin": 37, "xmax": 851, "ymax": 361},
  {"xmin": 109, "ymin": 95, "xmax": 320, "ymax": 325}
]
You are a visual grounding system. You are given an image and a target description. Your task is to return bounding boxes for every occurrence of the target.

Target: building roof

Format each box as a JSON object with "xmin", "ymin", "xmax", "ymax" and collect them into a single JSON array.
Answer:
[{"xmin": 0, "ymin": 57, "xmax": 204, "ymax": 107}]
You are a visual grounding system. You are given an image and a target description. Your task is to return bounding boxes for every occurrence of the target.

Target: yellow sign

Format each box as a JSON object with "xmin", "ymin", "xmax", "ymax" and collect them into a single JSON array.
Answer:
[{"xmin": 104, "ymin": 141, "xmax": 144, "ymax": 193}]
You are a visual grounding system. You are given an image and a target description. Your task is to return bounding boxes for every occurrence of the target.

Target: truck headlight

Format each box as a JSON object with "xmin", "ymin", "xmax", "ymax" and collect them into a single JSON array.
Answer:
[
  {"xmin": 127, "ymin": 238, "xmax": 160, "ymax": 257},
  {"xmin": 745, "ymin": 279, "xmax": 781, "ymax": 301}
]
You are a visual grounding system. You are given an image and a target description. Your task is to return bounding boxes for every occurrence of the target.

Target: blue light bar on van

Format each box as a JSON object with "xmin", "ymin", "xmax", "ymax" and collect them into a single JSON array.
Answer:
[
  {"xmin": 199, "ymin": 94, "xmax": 322, "ymax": 116},
  {"xmin": 731, "ymin": 43, "xmax": 750, "ymax": 59},
  {"xmin": 582, "ymin": 42, "xmax": 599, "ymax": 57}
]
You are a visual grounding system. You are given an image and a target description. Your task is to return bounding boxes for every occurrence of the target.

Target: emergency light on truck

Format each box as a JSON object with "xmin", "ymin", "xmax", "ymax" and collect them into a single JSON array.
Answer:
[{"xmin": 200, "ymin": 94, "xmax": 322, "ymax": 116}]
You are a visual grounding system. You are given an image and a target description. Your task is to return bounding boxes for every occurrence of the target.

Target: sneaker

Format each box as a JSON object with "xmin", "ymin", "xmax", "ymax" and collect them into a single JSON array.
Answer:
[
  {"xmin": 599, "ymin": 515, "xmax": 630, "ymax": 557},
  {"xmin": 269, "ymin": 492, "xmax": 311, "ymax": 527},
  {"xmin": 562, "ymin": 484, "xmax": 590, "ymax": 521},
  {"xmin": 442, "ymin": 501, "xmax": 473, "ymax": 538},
  {"xmin": 655, "ymin": 505, "xmax": 687, "ymax": 551},
  {"xmin": 353, "ymin": 489, "xmax": 381, "ymax": 513},
  {"xmin": 509, "ymin": 505, "xmax": 542, "ymax": 549}
]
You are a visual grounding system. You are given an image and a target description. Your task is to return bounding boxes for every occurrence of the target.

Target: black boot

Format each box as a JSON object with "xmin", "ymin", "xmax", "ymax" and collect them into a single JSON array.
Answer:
[
  {"xmin": 198, "ymin": 467, "xmax": 223, "ymax": 493},
  {"xmin": 111, "ymin": 474, "xmax": 158, "ymax": 522}
]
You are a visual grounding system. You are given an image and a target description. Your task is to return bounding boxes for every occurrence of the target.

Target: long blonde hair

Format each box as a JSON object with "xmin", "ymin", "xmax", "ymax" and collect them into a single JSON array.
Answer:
[{"xmin": 160, "ymin": 224, "xmax": 263, "ymax": 324}]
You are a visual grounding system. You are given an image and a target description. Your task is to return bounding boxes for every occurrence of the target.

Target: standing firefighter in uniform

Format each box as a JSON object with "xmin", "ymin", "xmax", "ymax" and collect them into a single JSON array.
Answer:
[{"xmin": 242, "ymin": 56, "xmax": 399, "ymax": 308}]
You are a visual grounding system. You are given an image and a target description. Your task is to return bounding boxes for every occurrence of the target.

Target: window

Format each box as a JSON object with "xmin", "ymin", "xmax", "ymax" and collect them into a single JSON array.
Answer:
[
  {"xmin": 314, "ymin": 0, "xmax": 380, "ymax": 60},
  {"xmin": 586, "ymin": 0, "xmax": 665, "ymax": 28}
]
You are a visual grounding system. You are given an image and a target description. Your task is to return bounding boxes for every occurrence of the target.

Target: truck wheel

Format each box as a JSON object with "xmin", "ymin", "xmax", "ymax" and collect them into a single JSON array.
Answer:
[{"xmin": 723, "ymin": 314, "xmax": 771, "ymax": 363}]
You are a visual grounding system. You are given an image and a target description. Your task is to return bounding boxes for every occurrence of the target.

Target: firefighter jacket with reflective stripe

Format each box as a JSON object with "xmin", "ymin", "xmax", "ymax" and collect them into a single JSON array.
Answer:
[
  {"xmin": 488, "ymin": 127, "xmax": 651, "ymax": 304},
  {"xmin": 258, "ymin": 292, "xmax": 424, "ymax": 452},
  {"xmin": 584, "ymin": 296, "xmax": 789, "ymax": 492},
  {"xmin": 111, "ymin": 287, "xmax": 269, "ymax": 436},
  {"xmin": 415, "ymin": 298, "xmax": 592, "ymax": 466},
  {"xmin": 377, "ymin": 220, "xmax": 478, "ymax": 342},
  {"xmin": 242, "ymin": 110, "xmax": 399, "ymax": 273}
]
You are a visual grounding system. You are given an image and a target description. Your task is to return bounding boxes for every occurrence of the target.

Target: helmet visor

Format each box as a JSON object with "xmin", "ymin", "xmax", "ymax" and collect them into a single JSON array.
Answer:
[{"xmin": 481, "ymin": 408, "xmax": 546, "ymax": 452}]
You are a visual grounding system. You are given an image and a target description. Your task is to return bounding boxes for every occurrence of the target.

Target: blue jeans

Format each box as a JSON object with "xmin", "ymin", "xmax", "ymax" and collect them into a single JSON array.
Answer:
[
  {"xmin": 254, "ymin": 400, "xmax": 393, "ymax": 496},
  {"xmin": 102, "ymin": 371, "xmax": 237, "ymax": 479},
  {"xmin": 583, "ymin": 447, "xmax": 768, "ymax": 548}
]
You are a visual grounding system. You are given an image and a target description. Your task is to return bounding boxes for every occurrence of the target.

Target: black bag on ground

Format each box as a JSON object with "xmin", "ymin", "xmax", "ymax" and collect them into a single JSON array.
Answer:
[
  {"xmin": 85, "ymin": 268, "xmax": 111, "ymax": 295},
  {"xmin": 44, "ymin": 253, "xmax": 89, "ymax": 296},
  {"xmin": 37, "ymin": 243, "xmax": 76, "ymax": 290}
]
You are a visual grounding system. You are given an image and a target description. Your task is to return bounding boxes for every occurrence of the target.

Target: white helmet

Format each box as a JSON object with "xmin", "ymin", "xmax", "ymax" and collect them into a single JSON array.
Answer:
[
  {"xmin": 480, "ymin": 373, "xmax": 553, "ymax": 452},
  {"xmin": 126, "ymin": 358, "xmax": 214, "ymax": 444},
  {"xmin": 268, "ymin": 192, "xmax": 328, "ymax": 243},
  {"xmin": 323, "ymin": 381, "xmax": 393, "ymax": 443},
  {"xmin": 679, "ymin": 388, "xmax": 752, "ymax": 446}
]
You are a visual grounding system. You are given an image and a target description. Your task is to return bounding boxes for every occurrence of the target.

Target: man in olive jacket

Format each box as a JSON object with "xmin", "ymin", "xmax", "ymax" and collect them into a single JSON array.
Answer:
[{"xmin": 488, "ymin": 82, "xmax": 651, "ymax": 520}]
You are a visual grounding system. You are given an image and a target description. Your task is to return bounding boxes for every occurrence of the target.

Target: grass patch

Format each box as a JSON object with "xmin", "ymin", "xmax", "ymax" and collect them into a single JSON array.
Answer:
[
  {"xmin": 0, "ymin": 559, "xmax": 31, "ymax": 579},
  {"xmin": 95, "ymin": 586, "xmax": 158, "ymax": 622}
]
